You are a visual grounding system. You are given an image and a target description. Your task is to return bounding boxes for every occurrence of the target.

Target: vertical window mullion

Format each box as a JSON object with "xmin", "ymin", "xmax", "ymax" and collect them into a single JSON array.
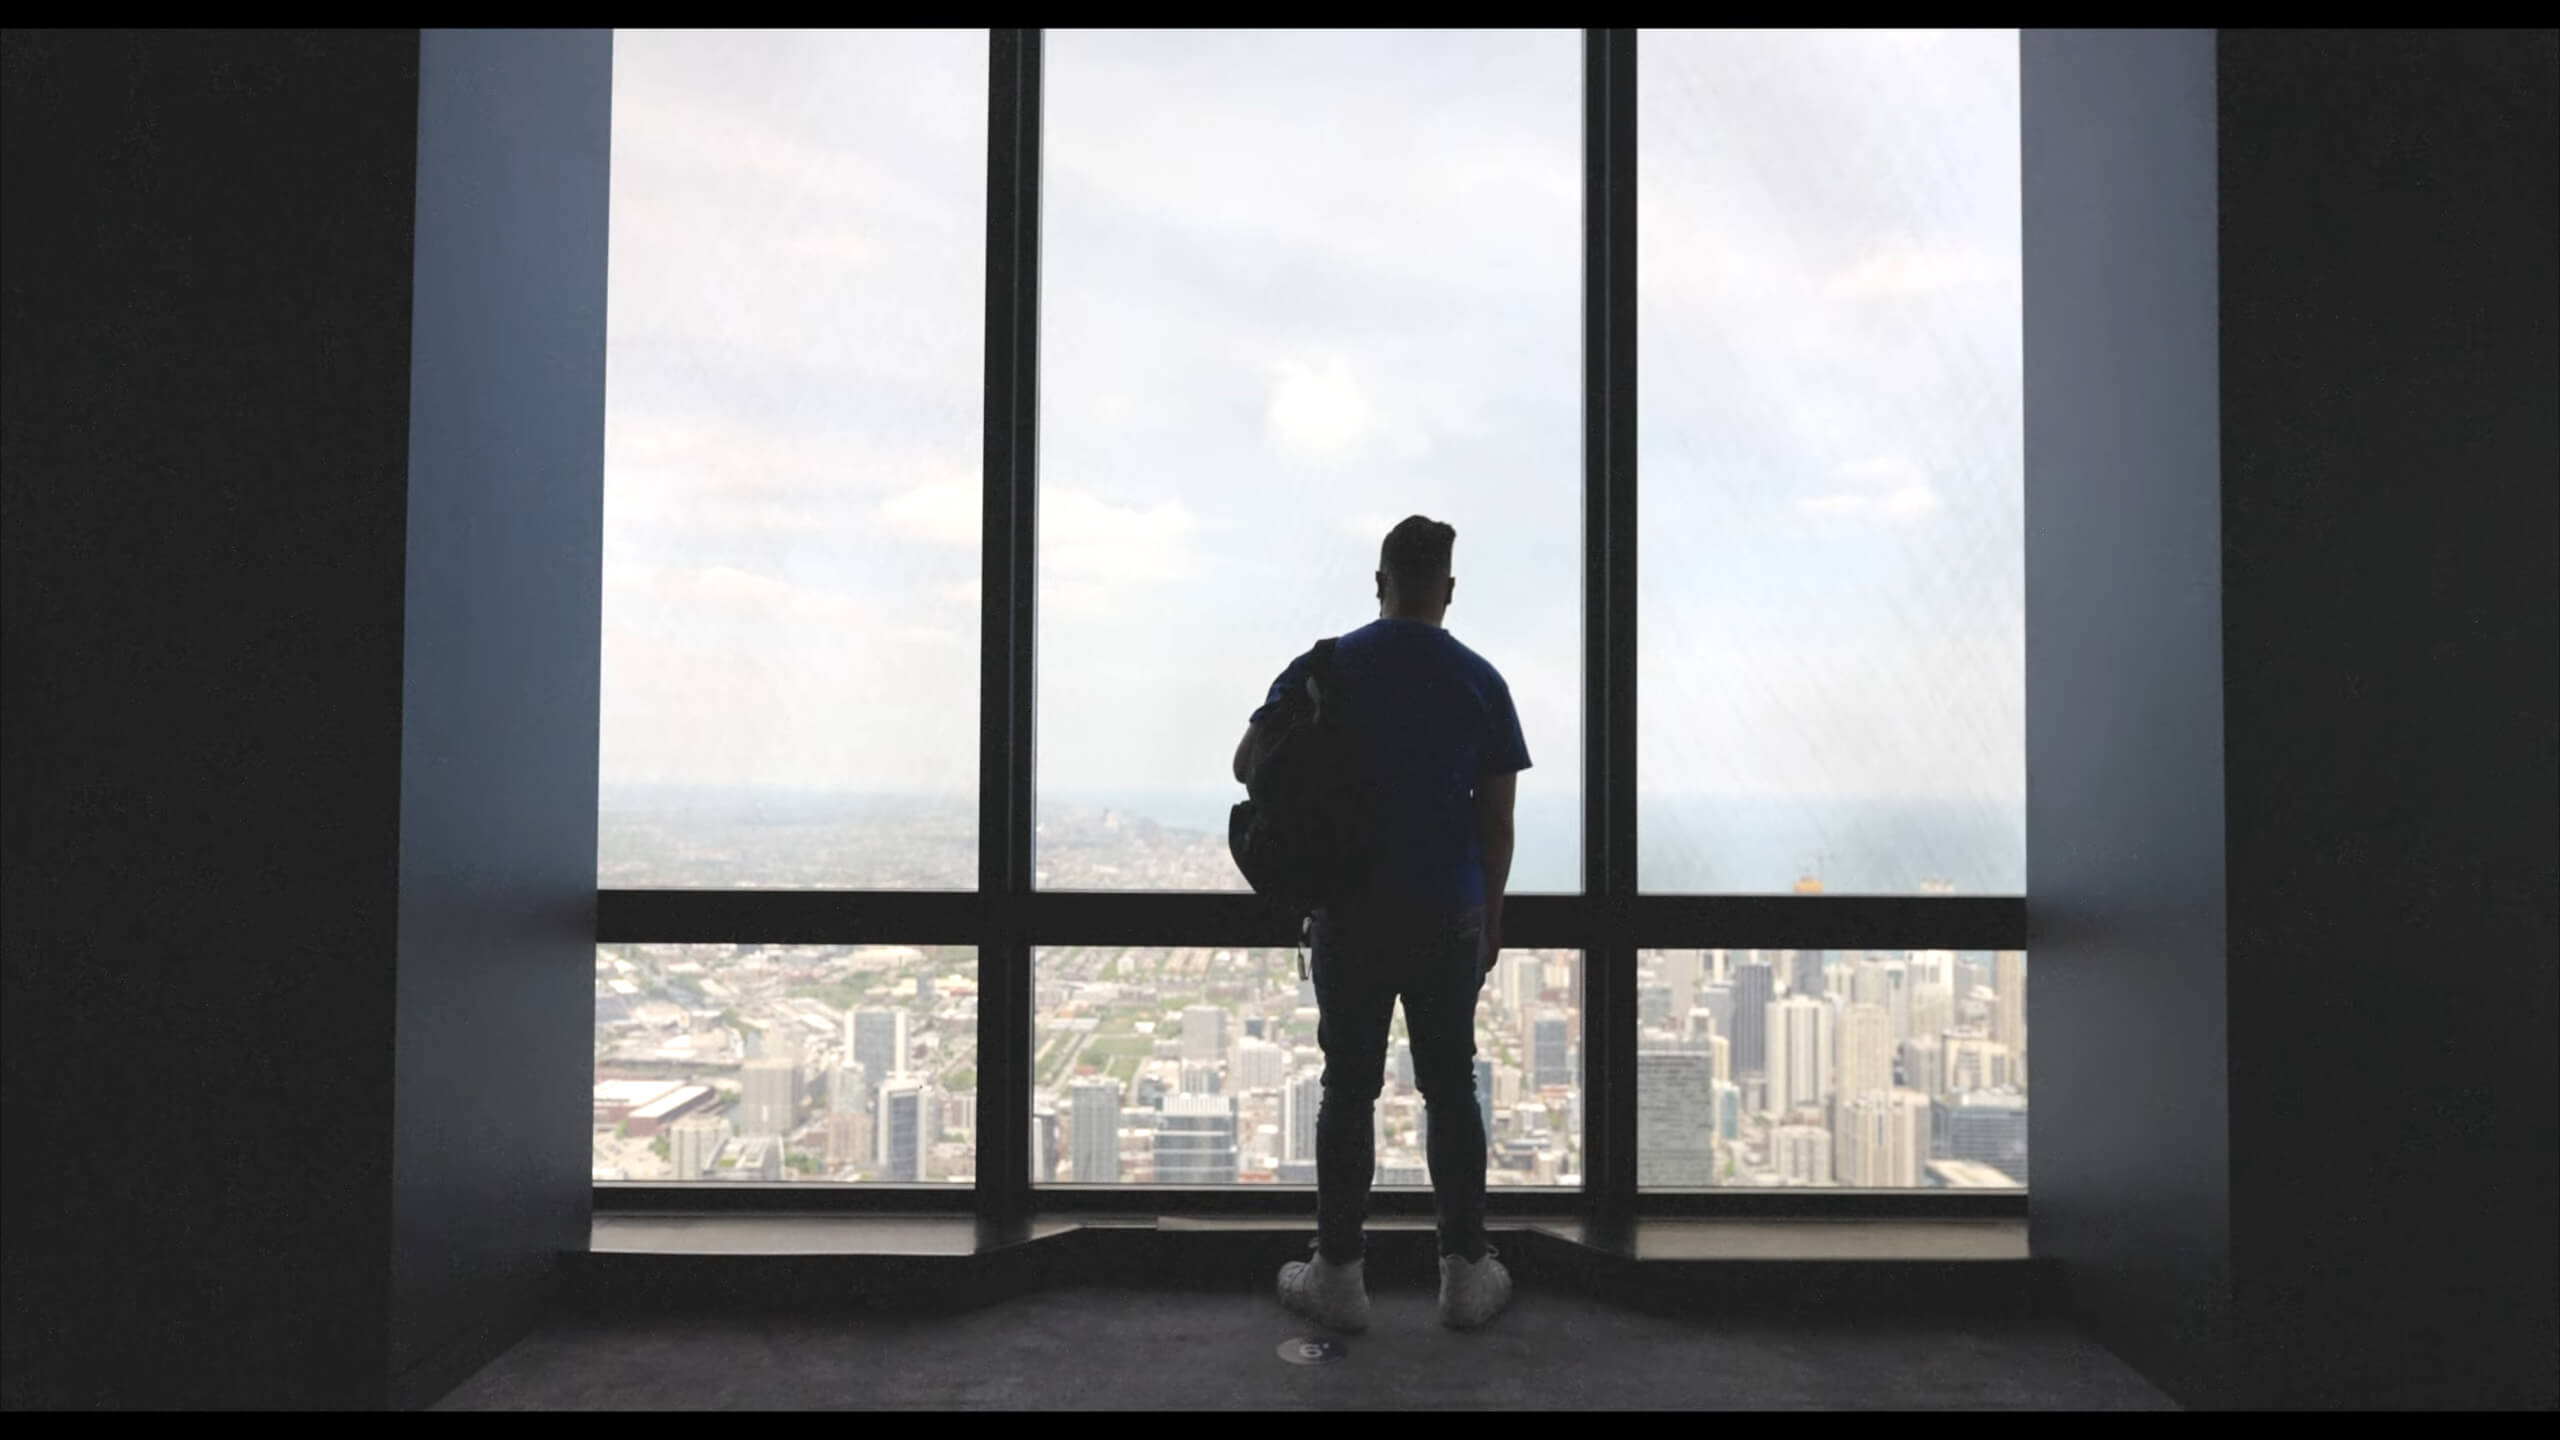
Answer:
[
  {"xmin": 978, "ymin": 27, "xmax": 1043, "ymax": 1226},
  {"xmin": 1582, "ymin": 27, "xmax": 1642, "ymax": 1222}
]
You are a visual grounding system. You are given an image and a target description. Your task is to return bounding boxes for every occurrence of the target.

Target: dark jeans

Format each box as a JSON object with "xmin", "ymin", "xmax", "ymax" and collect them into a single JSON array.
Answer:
[{"xmin": 1310, "ymin": 901, "xmax": 1489, "ymax": 1265}]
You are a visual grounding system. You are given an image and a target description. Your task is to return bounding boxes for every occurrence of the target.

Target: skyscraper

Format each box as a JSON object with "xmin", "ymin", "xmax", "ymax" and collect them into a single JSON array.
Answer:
[
  {"xmin": 739, "ymin": 1054, "xmax": 800, "ymax": 1139},
  {"xmin": 876, "ymin": 1077, "xmax": 926, "ymax": 1182},
  {"xmin": 1282, "ymin": 1070, "xmax": 1322, "ymax": 1167},
  {"xmin": 1838, "ymin": 1088, "xmax": 1931, "ymax": 1187},
  {"xmin": 1532, "ymin": 1010, "xmax": 1571, "ymax": 1089},
  {"xmin": 850, "ymin": 1008, "xmax": 909, "ymax": 1102},
  {"xmin": 1235, "ymin": 1036, "xmax": 1285, "ymax": 1091},
  {"xmin": 1766, "ymin": 993, "xmax": 1836, "ymax": 1116},
  {"xmin": 1033, "ymin": 1106, "xmax": 1059, "ymax": 1183},
  {"xmin": 1944, "ymin": 1033, "xmax": 2017, "ymax": 1095},
  {"xmin": 1772, "ymin": 1124, "xmax": 1834, "ymax": 1186},
  {"xmin": 1934, "ymin": 1089, "xmax": 2029, "ymax": 1185},
  {"xmin": 1732, "ymin": 960, "xmax": 1774, "ymax": 1076},
  {"xmin": 1179, "ymin": 1059, "xmax": 1222, "ymax": 1095},
  {"xmin": 1902, "ymin": 1034, "xmax": 1946, "ymax": 1099},
  {"xmin": 668, "ymin": 1113, "xmax": 729, "ymax": 1180},
  {"xmin": 1393, "ymin": 1038, "xmax": 1416, "ymax": 1092},
  {"xmin": 1638, "ymin": 983, "xmax": 1674, "ymax": 1026},
  {"xmin": 1474, "ymin": 1055, "xmax": 1496, "ymax": 1140},
  {"xmin": 1993, "ymin": 950, "xmax": 2027, "ymax": 1083},
  {"xmin": 829, "ymin": 1059, "xmax": 869, "ymax": 1115},
  {"xmin": 1070, "ymin": 1076, "xmax": 1121, "ymax": 1184},
  {"xmin": 1638, "ymin": 1047, "xmax": 1716, "ymax": 1188},
  {"xmin": 1839, "ymin": 1002, "xmax": 1897, "ymax": 1103},
  {"xmin": 1660, "ymin": 949, "xmax": 1702, "ymax": 1022},
  {"xmin": 1790, "ymin": 948, "xmax": 1827, "ymax": 998},
  {"xmin": 1911, "ymin": 982, "xmax": 1955, "ymax": 1043},
  {"xmin": 1154, "ymin": 1093, "xmax": 1239, "ymax": 1185},
  {"xmin": 1698, "ymin": 983, "xmax": 1735, "ymax": 1048},
  {"xmin": 1181, "ymin": 1004, "xmax": 1227, "ymax": 1063}
]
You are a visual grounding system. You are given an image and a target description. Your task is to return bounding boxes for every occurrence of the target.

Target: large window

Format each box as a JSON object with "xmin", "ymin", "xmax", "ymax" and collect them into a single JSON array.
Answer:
[
  {"xmin": 598, "ymin": 30, "xmax": 2030, "ymax": 1216},
  {"xmin": 1035, "ymin": 948, "xmax": 1581, "ymax": 1187},
  {"xmin": 1034, "ymin": 29, "xmax": 1583, "ymax": 894},
  {"xmin": 1635, "ymin": 30, "xmax": 2024, "ymax": 896},
  {"xmin": 1634, "ymin": 948, "xmax": 2026, "ymax": 1189},
  {"xmin": 598, "ymin": 29, "xmax": 988, "ymax": 890}
]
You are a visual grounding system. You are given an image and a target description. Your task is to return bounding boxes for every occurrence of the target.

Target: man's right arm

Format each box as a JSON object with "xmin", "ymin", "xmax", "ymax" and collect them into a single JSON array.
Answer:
[{"xmin": 1476, "ymin": 768, "xmax": 1518, "ymax": 975}]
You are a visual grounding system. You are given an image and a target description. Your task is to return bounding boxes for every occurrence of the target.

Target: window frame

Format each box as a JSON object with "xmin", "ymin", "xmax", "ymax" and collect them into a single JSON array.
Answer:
[{"xmin": 594, "ymin": 28, "xmax": 2026, "ymax": 1222}]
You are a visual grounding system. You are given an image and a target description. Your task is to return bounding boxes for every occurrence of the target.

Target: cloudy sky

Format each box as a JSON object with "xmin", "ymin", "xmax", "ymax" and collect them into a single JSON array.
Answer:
[{"xmin": 599, "ymin": 29, "xmax": 2022, "ymax": 880}]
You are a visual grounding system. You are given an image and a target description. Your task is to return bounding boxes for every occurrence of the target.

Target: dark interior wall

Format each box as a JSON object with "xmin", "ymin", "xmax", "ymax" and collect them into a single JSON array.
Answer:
[
  {"xmin": 2217, "ymin": 28, "xmax": 2559, "ymax": 1411},
  {"xmin": 2020, "ymin": 28, "xmax": 2235, "ymax": 1411},
  {"xmin": 389, "ymin": 29, "xmax": 609, "ymax": 1406},
  {"xmin": 1, "ymin": 30, "xmax": 422, "ymax": 1408}
]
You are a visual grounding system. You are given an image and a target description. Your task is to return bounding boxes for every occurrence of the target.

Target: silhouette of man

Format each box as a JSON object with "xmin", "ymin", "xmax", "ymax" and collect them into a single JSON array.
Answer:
[{"xmin": 1233, "ymin": 515, "xmax": 1528, "ymax": 1333}]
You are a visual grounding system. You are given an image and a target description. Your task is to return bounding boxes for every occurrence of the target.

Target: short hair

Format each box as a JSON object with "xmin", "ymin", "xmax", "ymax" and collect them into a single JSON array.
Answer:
[{"xmin": 1380, "ymin": 515, "xmax": 1456, "ymax": 586}]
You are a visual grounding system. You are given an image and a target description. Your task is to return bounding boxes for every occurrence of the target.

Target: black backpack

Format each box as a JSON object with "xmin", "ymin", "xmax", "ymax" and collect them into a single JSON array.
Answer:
[{"xmin": 1228, "ymin": 637, "xmax": 1363, "ymax": 920}]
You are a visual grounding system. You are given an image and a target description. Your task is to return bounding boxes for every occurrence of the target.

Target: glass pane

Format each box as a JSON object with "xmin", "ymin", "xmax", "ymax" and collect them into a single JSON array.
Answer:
[
  {"xmin": 1036, "ymin": 29, "xmax": 1583, "ymax": 892},
  {"xmin": 1634, "ymin": 947, "xmax": 2025, "ymax": 1189},
  {"xmin": 599, "ymin": 30, "xmax": 987, "ymax": 889},
  {"xmin": 1636, "ymin": 30, "xmax": 2025, "ymax": 895},
  {"xmin": 595, "ymin": 944, "xmax": 978, "ymax": 1184},
  {"xmin": 1035, "ymin": 947, "xmax": 1581, "ymax": 1188}
]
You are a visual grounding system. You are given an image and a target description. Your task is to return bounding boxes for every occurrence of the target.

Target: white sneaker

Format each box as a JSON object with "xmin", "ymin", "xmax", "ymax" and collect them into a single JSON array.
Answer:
[
  {"xmin": 1438, "ymin": 1248, "xmax": 1512, "ymax": 1330},
  {"xmin": 1278, "ymin": 1251, "xmax": 1372, "ymax": 1333}
]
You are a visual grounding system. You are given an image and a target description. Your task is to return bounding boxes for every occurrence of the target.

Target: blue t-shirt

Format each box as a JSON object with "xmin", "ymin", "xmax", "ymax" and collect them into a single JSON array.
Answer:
[{"xmin": 1249, "ymin": 618, "xmax": 1531, "ymax": 909}]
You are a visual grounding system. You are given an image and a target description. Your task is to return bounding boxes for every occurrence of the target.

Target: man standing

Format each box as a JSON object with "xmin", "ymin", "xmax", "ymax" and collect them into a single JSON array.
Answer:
[{"xmin": 1232, "ymin": 516, "xmax": 1528, "ymax": 1332}]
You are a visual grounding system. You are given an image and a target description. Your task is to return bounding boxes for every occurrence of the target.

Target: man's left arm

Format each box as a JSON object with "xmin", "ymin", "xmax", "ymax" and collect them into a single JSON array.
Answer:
[{"xmin": 1233, "ymin": 723, "xmax": 1261, "ymax": 785}]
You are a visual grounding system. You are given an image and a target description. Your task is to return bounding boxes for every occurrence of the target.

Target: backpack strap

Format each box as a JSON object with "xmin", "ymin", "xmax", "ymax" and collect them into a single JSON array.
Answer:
[{"xmin": 1307, "ymin": 638, "xmax": 1340, "ymax": 720}]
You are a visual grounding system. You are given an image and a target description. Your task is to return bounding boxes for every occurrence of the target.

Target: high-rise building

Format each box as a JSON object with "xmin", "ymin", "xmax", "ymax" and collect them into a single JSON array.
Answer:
[
  {"xmin": 1235, "ymin": 1036, "xmax": 1285, "ymax": 1091},
  {"xmin": 1733, "ymin": 960, "xmax": 1775, "ymax": 1076},
  {"xmin": 824, "ymin": 1110, "xmax": 869, "ymax": 1171},
  {"xmin": 1282, "ymin": 1071, "xmax": 1322, "ymax": 1167},
  {"xmin": 1638, "ymin": 1047, "xmax": 1716, "ymax": 1187},
  {"xmin": 1910, "ymin": 983, "xmax": 1955, "ymax": 1044},
  {"xmin": 1393, "ymin": 1038, "xmax": 1416, "ymax": 1092},
  {"xmin": 1766, "ymin": 994, "xmax": 1836, "ymax": 1116},
  {"xmin": 1154, "ymin": 1093, "xmax": 1239, "ymax": 1185},
  {"xmin": 850, "ymin": 1008, "xmax": 909, "ymax": 1100},
  {"xmin": 1181, "ymin": 1004, "xmax": 1228, "ymax": 1063},
  {"xmin": 1838, "ymin": 1088, "xmax": 1931, "ymax": 1187},
  {"xmin": 1660, "ymin": 950, "xmax": 1702, "ymax": 1022},
  {"xmin": 1839, "ymin": 1002, "xmax": 1897, "ymax": 1103},
  {"xmin": 1532, "ymin": 1010, "xmax": 1571, "ymax": 1090},
  {"xmin": 1994, "ymin": 950, "xmax": 2027, "ymax": 1084},
  {"xmin": 668, "ymin": 1113, "xmax": 729, "ymax": 1180},
  {"xmin": 1711, "ymin": 1079, "xmax": 1741, "ymax": 1142},
  {"xmin": 1638, "ymin": 983, "xmax": 1674, "ymax": 1026},
  {"xmin": 876, "ymin": 1077, "xmax": 926, "ymax": 1182},
  {"xmin": 1855, "ymin": 955, "xmax": 1914, "ymax": 1037},
  {"xmin": 1034, "ymin": 1106, "xmax": 1059, "ymax": 1183},
  {"xmin": 1698, "ymin": 983, "xmax": 1736, "ymax": 1048},
  {"xmin": 1474, "ymin": 1055, "xmax": 1495, "ymax": 1140},
  {"xmin": 1902, "ymin": 1034, "xmax": 1947, "ymax": 1099},
  {"xmin": 1772, "ymin": 1124, "xmax": 1834, "ymax": 1186},
  {"xmin": 1934, "ymin": 1089, "xmax": 2029, "ymax": 1185},
  {"xmin": 1790, "ymin": 948, "xmax": 1827, "ymax": 998},
  {"xmin": 1943, "ymin": 1033, "xmax": 2017, "ymax": 1095},
  {"xmin": 1707, "ymin": 1031, "xmax": 1731, "ymax": 1086},
  {"xmin": 739, "ymin": 1054, "xmax": 800, "ymax": 1138},
  {"xmin": 1179, "ymin": 1059, "xmax": 1222, "ymax": 1095},
  {"xmin": 829, "ymin": 1060, "xmax": 869, "ymax": 1115},
  {"xmin": 1070, "ymin": 1076, "xmax": 1122, "ymax": 1184}
]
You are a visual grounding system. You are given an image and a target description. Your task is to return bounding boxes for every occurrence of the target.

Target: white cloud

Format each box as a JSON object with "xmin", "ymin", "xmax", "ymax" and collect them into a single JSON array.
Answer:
[
  {"xmin": 1266, "ymin": 357, "xmax": 1383, "ymax": 468},
  {"xmin": 880, "ymin": 471, "xmax": 981, "ymax": 545},
  {"xmin": 1799, "ymin": 457, "xmax": 1945, "ymax": 525},
  {"xmin": 1826, "ymin": 241, "xmax": 1997, "ymax": 300}
]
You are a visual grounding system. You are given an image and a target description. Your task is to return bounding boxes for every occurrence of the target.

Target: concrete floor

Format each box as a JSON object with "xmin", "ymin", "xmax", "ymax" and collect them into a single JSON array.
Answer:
[{"xmin": 440, "ymin": 1282, "xmax": 2177, "ymax": 1411}]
